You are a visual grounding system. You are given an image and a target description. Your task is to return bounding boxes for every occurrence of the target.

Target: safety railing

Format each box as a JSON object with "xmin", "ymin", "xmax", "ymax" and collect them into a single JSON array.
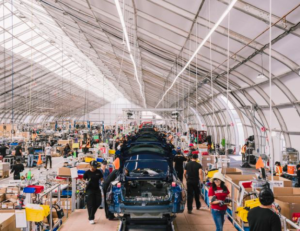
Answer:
[
  {"xmin": 224, "ymin": 177, "xmax": 300, "ymax": 231},
  {"xmin": 39, "ymin": 184, "xmax": 61, "ymax": 231}
]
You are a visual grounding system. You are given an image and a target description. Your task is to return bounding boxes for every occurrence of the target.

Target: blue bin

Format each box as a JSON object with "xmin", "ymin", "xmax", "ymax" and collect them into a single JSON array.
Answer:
[
  {"xmin": 97, "ymin": 158, "xmax": 103, "ymax": 163},
  {"xmin": 61, "ymin": 190, "xmax": 72, "ymax": 197},
  {"xmin": 23, "ymin": 187, "xmax": 36, "ymax": 193},
  {"xmin": 77, "ymin": 170, "xmax": 86, "ymax": 174}
]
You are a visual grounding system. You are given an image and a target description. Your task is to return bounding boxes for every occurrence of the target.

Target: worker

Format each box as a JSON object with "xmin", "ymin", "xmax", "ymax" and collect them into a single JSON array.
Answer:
[
  {"xmin": 248, "ymin": 187, "xmax": 281, "ymax": 231},
  {"xmin": 11, "ymin": 158, "xmax": 24, "ymax": 180},
  {"xmin": 184, "ymin": 154, "xmax": 203, "ymax": 214},
  {"xmin": 208, "ymin": 172, "xmax": 230, "ymax": 231},
  {"xmin": 241, "ymin": 144, "xmax": 247, "ymax": 163},
  {"xmin": 173, "ymin": 147, "xmax": 187, "ymax": 182},
  {"xmin": 15, "ymin": 142, "xmax": 23, "ymax": 158},
  {"xmin": 274, "ymin": 162, "xmax": 283, "ymax": 176},
  {"xmin": 188, "ymin": 143, "xmax": 196, "ymax": 155},
  {"xmin": 296, "ymin": 161, "xmax": 300, "ymax": 187},
  {"xmin": 0, "ymin": 143, "xmax": 9, "ymax": 159},
  {"xmin": 115, "ymin": 138, "xmax": 120, "ymax": 151},
  {"xmin": 113, "ymin": 157, "xmax": 120, "ymax": 170},
  {"xmin": 27, "ymin": 144, "xmax": 35, "ymax": 168},
  {"xmin": 63, "ymin": 143, "xmax": 71, "ymax": 158},
  {"xmin": 44, "ymin": 142, "xmax": 52, "ymax": 169},
  {"xmin": 83, "ymin": 161, "xmax": 103, "ymax": 224},
  {"xmin": 100, "ymin": 160, "xmax": 110, "ymax": 180}
]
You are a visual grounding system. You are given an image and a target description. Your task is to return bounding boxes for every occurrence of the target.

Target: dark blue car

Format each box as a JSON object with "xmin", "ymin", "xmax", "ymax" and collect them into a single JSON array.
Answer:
[{"xmin": 106, "ymin": 143, "xmax": 186, "ymax": 217}]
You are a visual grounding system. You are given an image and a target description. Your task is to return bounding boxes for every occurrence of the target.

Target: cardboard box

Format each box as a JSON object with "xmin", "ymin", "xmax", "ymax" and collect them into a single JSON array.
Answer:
[
  {"xmin": 1, "ymin": 201, "xmax": 15, "ymax": 209},
  {"xmin": 222, "ymin": 167, "xmax": 242, "ymax": 175},
  {"xmin": 272, "ymin": 187, "xmax": 300, "ymax": 197},
  {"xmin": 0, "ymin": 213, "xmax": 20, "ymax": 231},
  {"xmin": 268, "ymin": 176, "xmax": 293, "ymax": 187},
  {"xmin": 6, "ymin": 187, "xmax": 19, "ymax": 195},
  {"xmin": 0, "ymin": 163, "xmax": 10, "ymax": 171},
  {"xmin": 0, "ymin": 194, "xmax": 5, "ymax": 203},
  {"xmin": 77, "ymin": 163, "xmax": 90, "ymax": 169},
  {"xmin": 60, "ymin": 198, "xmax": 72, "ymax": 210},
  {"xmin": 201, "ymin": 156, "xmax": 215, "ymax": 170},
  {"xmin": 225, "ymin": 174, "xmax": 257, "ymax": 210},
  {"xmin": 57, "ymin": 167, "xmax": 71, "ymax": 177},
  {"xmin": 0, "ymin": 188, "xmax": 6, "ymax": 194},
  {"xmin": 275, "ymin": 197, "xmax": 300, "ymax": 225},
  {"xmin": 5, "ymin": 195, "xmax": 18, "ymax": 203}
]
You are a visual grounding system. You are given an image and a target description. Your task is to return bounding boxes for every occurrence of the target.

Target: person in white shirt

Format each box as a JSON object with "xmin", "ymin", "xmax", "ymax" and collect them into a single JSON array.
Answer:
[{"xmin": 44, "ymin": 142, "xmax": 52, "ymax": 169}]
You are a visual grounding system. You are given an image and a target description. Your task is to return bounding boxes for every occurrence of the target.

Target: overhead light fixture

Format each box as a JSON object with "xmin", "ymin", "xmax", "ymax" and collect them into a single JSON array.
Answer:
[
  {"xmin": 114, "ymin": 0, "xmax": 146, "ymax": 108},
  {"xmin": 257, "ymin": 73, "xmax": 266, "ymax": 79},
  {"xmin": 155, "ymin": 0, "xmax": 238, "ymax": 108}
]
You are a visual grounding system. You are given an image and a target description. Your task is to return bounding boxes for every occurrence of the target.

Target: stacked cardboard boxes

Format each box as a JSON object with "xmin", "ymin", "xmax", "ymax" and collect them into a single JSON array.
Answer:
[{"xmin": 1, "ymin": 187, "xmax": 19, "ymax": 210}]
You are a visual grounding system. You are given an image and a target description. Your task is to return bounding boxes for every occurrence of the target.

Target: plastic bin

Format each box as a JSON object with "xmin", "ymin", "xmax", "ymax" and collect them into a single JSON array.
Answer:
[
  {"xmin": 109, "ymin": 150, "xmax": 115, "ymax": 155},
  {"xmin": 26, "ymin": 205, "xmax": 50, "ymax": 222},
  {"xmin": 23, "ymin": 187, "xmax": 36, "ymax": 193},
  {"xmin": 77, "ymin": 175, "xmax": 83, "ymax": 180},
  {"xmin": 27, "ymin": 185, "xmax": 44, "ymax": 194},
  {"xmin": 61, "ymin": 190, "xmax": 72, "ymax": 197},
  {"xmin": 97, "ymin": 158, "xmax": 103, "ymax": 163},
  {"xmin": 85, "ymin": 157, "xmax": 95, "ymax": 163},
  {"xmin": 77, "ymin": 170, "xmax": 86, "ymax": 174}
]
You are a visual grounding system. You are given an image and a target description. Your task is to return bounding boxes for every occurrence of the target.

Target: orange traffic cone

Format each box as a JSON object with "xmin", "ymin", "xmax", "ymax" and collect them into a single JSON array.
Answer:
[
  {"xmin": 256, "ymin": 156, "xmax": 264, "ymax": 169},
  {"xmin": 37, "ymin": 154, "xmax": 43, "ymax": 166}
]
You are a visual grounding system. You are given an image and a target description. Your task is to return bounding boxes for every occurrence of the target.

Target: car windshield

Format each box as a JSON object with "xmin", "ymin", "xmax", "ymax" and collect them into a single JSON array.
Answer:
[{"xmin": 124, "ymin": 154, "xmax": 169, "ymax": 176}]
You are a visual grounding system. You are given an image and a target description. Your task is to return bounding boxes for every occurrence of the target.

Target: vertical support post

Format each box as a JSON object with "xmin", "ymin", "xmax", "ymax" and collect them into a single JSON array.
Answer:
[
  {"xmin": 72, "ymin": 178, "xmax": 76, "ymax": 212},
  {"xmin": 49, "ymin": 191, "xmax": 53, "ymax": 231},
  {"xmin": 231, "ymin": 183, "xmax": 235, "ymax": 220},
  {"xmin": 58, "ymin": 184, "xmax": 61, "ymax": 207}
]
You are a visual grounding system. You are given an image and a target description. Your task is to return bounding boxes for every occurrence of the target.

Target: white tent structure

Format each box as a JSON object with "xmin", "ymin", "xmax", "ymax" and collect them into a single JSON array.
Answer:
[{"xmin": 1, "ymin": 0, "xmax": 300, "ymax": 162}]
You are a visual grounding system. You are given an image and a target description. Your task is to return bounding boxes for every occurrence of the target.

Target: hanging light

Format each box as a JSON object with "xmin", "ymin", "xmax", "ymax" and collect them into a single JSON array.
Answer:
[{"xmin": 257, "ymin": 73, "xmax": 266, "ymax": 79}]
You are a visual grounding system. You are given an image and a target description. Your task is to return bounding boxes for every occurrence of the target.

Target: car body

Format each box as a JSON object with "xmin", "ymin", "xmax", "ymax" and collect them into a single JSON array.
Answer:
[{"xmin": 106, "ymin": 141, "xmax": 186, "ymax": 218}]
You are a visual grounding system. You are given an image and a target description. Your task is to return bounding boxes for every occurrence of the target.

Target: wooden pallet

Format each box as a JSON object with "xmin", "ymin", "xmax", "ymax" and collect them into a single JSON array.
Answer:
[{"xmin": 0, "ymin": 170, "xmax": 9, "ymax": 179}]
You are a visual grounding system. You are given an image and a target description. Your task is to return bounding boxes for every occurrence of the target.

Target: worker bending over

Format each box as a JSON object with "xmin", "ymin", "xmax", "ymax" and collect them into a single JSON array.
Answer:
[
  {"xmin": 83, "ymin": 161, "xmax": 103, "ymax": 224},
  {"xmin": 248, "ymin": 188, "xmax": 281, "ymax": 231},
  {"xmin": 209, "ymin": 172, "xmax": 230, "ymax": 231},
  {"xmin": 11, "ymin": 158, "xmax": 24, "ymax": 180},
  {"xmin": 184, "ymin": 154, "xmax": 203, "ymax": 214}
]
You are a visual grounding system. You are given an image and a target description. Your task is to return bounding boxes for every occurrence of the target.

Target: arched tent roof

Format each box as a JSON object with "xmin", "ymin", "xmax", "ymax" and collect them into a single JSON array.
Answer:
[{"xmin": 1, "ymin": 0, "xmax": 300, "ymax": 153}]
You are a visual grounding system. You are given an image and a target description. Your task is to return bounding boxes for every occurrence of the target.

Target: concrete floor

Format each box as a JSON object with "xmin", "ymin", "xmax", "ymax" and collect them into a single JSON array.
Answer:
[{"xmin": 59, "ymin": 200, "xmax": 237, "ymax": 231}]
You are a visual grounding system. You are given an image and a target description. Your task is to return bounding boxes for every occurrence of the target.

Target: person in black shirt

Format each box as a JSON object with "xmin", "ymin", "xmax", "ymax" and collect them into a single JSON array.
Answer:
[
  {"xmin": 27, "ymin": 144, "xmax": 35, "ymax": 168},
  {"xmin": 248, "ymin": 188, "xmax": 281, "ymax": 231},
  {"xmin": 296, "ymin": 161, "xmax": 300, "ymax": 187},
  {"xmin": 184, "ymin": 154, "xmax": 203, "ymax": 214},
  {"xmin": 11, "ymin": 158, "xmax": 24, "ymax": 180},
  {"xmin": 83, "ymin": 161, "xmax": 103, "ymax": 224},
  {"xmin": 115, "ymin": 138, "xmax": 120, "ymax": 151},
  {"xmin": 0, "ymin": 144, "xmax": 9, "ymax": 158},
  {"xmin": 173, "ymin": 147, "xmax": 187, "ymax": 182},
  {"xmin": 15, "ymin": 143, "xmax": 23, "ymax": 157}
]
